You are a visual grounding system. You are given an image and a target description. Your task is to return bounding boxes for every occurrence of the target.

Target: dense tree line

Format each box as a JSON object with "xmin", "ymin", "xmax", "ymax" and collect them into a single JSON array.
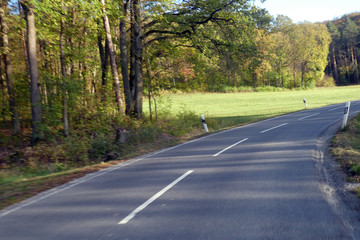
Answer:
[
  {"xmin": 0, "ymin": 0, "xmax": 267, "ymax": 142},
  {"xmin": 326, "ymin": 13, "xmax": 360, "ymax": 86},
  {"xmin": 0, "ymin": 0, "xmax": 357, "ymax": 145}
]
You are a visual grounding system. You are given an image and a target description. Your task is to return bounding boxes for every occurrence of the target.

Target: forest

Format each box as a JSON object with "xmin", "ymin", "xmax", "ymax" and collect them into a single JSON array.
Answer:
[
  {"xmin": 326, "ymin": 13, "xmax": 360, "ymax": 85},
  {"xmin": 0, "ymin": 0, "xmax": 359, "ymax": 172}
]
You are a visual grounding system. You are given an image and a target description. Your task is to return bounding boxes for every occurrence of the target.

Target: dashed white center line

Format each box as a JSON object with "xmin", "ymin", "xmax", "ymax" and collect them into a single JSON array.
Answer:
[
  {"xmin": 118, "ymin": 170, "xmax": 194, "ymax": 225},
  {"xmin": 213, "ymin": 138, "xmax": 248, "ymax": 157},
  {"xmin": 297, "ymin": 113, "xmax": 319, "ymax": 121},
  {"xmin": 260, "ymin": 123, "xmax": 288, "ymax": 133}
]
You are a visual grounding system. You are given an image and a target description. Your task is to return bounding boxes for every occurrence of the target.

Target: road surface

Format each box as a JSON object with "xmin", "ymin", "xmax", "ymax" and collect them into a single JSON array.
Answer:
[{"xmin": 1, "ymin": 101, "xmax": 360, "ymax": 240}]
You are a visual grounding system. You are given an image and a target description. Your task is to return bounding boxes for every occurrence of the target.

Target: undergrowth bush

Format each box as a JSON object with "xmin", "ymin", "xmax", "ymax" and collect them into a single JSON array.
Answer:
[
  {"xmin": 205, "ymin": 84, "xmax": 295, "ymax": 93},
  {"xmin": 1, "ymin": 102, "xmax": 205, "ymax": 179},
  {"xmin": 255, "ymin": 86, "xmax": 288, "ymax": 92},
  {"xmin": 206, "ymin": 84, "xmax": 253, "ymax": 93},
  {"xmin": 316, "ymin": 75, "xmax": 336, "ymax": 87},
  {"xmin": 135, "ymin": 124, "xmax": 162, "ymax": 143},
  {"xmin": 166, "ymin": 108, "xmax": 200, "ymax": 136},
  {"xmin": 63, "ymin": 135, "xmax": 90, "ymax": 166},
  {"xmin": 89, "ymin": 133, "xmax": 118, "ymax": 160}
]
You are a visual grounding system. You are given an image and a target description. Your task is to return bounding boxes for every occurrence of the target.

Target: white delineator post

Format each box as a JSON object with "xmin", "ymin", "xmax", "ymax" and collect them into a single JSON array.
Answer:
[
  {"xmin": 303, "ymin": 98, "xmax": 308, "ymax": 109},
  {"xmin": 341, "ymin": 101, "xmax": 351, "ymax": 129},
  {"xmin": 201, "ymin": 114, "xmax": 209, "ymax": 133}
]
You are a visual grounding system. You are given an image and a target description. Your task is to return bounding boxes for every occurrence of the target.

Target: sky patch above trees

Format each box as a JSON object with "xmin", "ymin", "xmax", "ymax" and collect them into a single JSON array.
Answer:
[{"xmin": 255, "ymin": 0, "xmax": 360, "ymax": 23}]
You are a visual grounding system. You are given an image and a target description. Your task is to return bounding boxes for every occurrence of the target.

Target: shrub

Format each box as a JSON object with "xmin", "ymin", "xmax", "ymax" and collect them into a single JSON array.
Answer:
[
  {"xmin": 135, "ymin": 125, "xmax": 162, "ymax": 143},
  {"xmin": 89, "ymin": 134, "xmax": 115, "ymax": 160},
  {"xmin": 206, "ymin": 85, "xmax": 254, "ymax": 93},
  {"xmin": 316, "ymin": 75, "xmax": 336, "ymax": 87},
  {"xmin": 168, "ymin": 109, "xmax": 200, "ymax": 136},
  {"xmin": 350, "ymin": 164, "xmax": 360, "ymax": 175},
  {"xmin": 255, "ymin": 86, "xmax": 288, "ymax": 92},
  {"xmin": 63, "ymin": 135, "xmax": 90, "ymax": 166},
  {"xmin": 236, "ymin": 86, "xmax": 254, "ymax": 92},
  {"xmin": 205, "ymin": 84, "xmax": 229, "ymax": 93}
]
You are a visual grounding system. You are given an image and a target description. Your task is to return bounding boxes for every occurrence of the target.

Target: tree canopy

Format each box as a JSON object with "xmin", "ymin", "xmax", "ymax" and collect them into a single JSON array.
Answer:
[{"xmin": 325, "ymin": 13, "xmax": 360, "ymax": 85}]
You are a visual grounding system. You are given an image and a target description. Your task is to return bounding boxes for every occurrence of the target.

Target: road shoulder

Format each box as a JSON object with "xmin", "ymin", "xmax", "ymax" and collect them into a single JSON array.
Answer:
[{"xmin": 315, "ymin": 118, "xmax": 360, "ymax": 239}]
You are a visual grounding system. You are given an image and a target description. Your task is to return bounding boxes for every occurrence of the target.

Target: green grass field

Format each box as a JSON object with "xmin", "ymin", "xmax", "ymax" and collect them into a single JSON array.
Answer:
[{"xmin": 144, "ymin": 86, "xmax": 360, "ymax": 129}]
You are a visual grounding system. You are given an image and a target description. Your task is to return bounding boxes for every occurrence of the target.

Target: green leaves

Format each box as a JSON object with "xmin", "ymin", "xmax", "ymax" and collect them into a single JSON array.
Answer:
[{"xmin": 265, "ymin": 21, "xmax": 331, "ymax": 88}]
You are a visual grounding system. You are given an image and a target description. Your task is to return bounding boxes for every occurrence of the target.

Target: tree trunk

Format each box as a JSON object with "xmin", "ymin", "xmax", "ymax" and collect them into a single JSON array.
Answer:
[
  {"xmin": 21, "ymin": 1, "xmax": 42, "ymax": 144},
  {"xmin": 120, "ymin": 0, "xmax": 132, "ymax": 115},
  {"xmin": 39, "ymin": 40, "xmax": 49, "ymax": 105},
  {"xmin": 355, "ymin": 53, "xmax": 359, "ymax": 84},
  {"xmin": 331, "ymin": 45, "xmax": 339, "ymax": 83},
  {"xmin": 252, "ymin": 71, "xmax": 257, "ymax": 90},
  {"xmin": 60, "ymin": 13, "xmax": 69, "ymax": 136},
  {"xmin": 293, "ymin": 63, "xmax": 297, "ymax": 88},
  {"xmin": 0, "ymin": 60, "xmax": 6, "ymax": 123},
  {"xmin": 68, "ymin": 8, "xmax": 75, "ymax": 76},
  {"xmin": 144, "ymin": 49, "xmax": 152, "ymax": 121},
  {"xmin": 18, "ymin": 1, "xmax": 28, "ymax": 72},
  {"xmin": 0, "ymin": 4, "xmax": 20, "ymax": 135},
  {"xmin": 345, "ymin": 52, "xmax": 351, "ymax": 83},
  {"xmin": 351, "ymin": 45, "xmax": 359, "ymax": 84},
  {"xmin": 130, "ymin": 0, "xmax": 143, "ymax": 118},
  {"xmin": 100, "ymin": 0, "xmax": 124, "ymax": 113},
  {"xmin": 300, "ymin": 61, "xmax": 307, "ymax": 87},
  {"xmin": 301, "ymin": 67, "xmax": 305, "ymax": 87},
  {"xmin": 97, "ymin": 34, "xmax": 109, "ymax": 102},
  {"xmin": 130, "ymin": 3, "xmax": 135, "ymax": 105}
]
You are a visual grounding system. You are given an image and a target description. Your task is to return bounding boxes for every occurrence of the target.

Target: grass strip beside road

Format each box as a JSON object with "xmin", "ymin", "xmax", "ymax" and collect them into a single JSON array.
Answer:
[
  {"xmin": 0, "ymin": 161, "xmax": 126, "ymax": 210},
  {"xmin": 331, "ymin": 113, "xmax": 360, "ymax": 195}
]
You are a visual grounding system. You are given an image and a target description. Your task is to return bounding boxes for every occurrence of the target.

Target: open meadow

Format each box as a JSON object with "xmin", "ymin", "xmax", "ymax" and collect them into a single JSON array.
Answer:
[{"xmin": 145, "ymin": 86, "xmax": 360, "ymax": 130}]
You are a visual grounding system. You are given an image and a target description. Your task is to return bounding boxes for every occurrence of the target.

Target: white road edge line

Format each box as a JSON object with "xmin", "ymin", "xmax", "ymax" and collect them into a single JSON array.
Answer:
[
  {"xmin": 0, "ymin": 165, "xmax": 123, "ymax": 218},
  {"xmin": 118, "ymin": 170, "xmax": 194, "ymax": 225},
  {"xmin": 260, "ymin": 123, "xmax": 288, "ymax": 133},
  {"xmin": 213, "ymin": 138, "xmax": 248, "ymax": 157},
  {"xmin": 297, "ymin": 113, "xmax": 319, "ymax": 121},
  {"xmin": 0, "ymin": 140, "xmax": 200, "ymax": 218}
]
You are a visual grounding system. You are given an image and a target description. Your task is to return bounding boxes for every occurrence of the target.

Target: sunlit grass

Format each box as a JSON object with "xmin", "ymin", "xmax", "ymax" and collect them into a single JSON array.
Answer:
[
  {"xmin": 144, "ymin": 86, "xmax": 360, "ymax": 129},
  {"xmin": 331, "ymin": 113, "xmax": 360, "ymax": 184}
]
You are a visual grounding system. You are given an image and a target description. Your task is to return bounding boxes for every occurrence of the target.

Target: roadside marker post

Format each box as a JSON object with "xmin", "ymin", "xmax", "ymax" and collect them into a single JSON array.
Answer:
[
  {"xmin": 303, "ymin": 98, "xmax": 308, "ymax": 109},
  {"xmin": 341, "ymin": 101, "xmax": 351, "ymax": 129},
  {"xmin": 201, "ymin": 114, "xmax": 209, "ymax": 133}
]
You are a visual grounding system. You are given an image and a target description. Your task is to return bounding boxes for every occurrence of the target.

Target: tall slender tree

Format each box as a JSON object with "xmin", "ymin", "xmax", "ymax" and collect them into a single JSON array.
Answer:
[
  {"xmin": 20, "ymin": 0, "xmax": 42, "ymax": 144},
  {"xmin": 119, "ymin": 0, "xmax": 132, "ymax": 115},
  {"xmin": 100, "ymin": 0, "xmax": 124, "ymax": 113},
  {"xmin": 342, "ymin": 17, "xmax": 359, "ymax": 83},
  {"xmin": 327, "ymin": 22, "xmax": 340, "ymax": 83},
  {"xmin": 60, "ymin": 4, "xmax": 68, "ymax": 136},
  {"xmin": 0, "ymin": 62, "xmax": 5, "ymax": 122},
  {"xmin": 0, "ymin": 1, "xmax": 20, "ymax": 135},
  {"xmin": 130, "ymin": 0, "xmax": 142, "ymax": 117},
  {"xmin": 97, "ymin": 34, "xmax": 109, "ymax": 102}
]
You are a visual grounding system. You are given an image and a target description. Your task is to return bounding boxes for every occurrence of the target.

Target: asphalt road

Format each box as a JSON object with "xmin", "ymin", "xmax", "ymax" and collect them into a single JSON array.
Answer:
[{"xmin": 1, "ymin": 101, "xmax": 360, "ymax": 240}]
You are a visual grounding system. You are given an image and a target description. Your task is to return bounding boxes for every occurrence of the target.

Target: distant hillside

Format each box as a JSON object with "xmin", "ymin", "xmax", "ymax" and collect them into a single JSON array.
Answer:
[{"xmin": 333, "ymin": 12, "xmax": 360, "ymax": 25}]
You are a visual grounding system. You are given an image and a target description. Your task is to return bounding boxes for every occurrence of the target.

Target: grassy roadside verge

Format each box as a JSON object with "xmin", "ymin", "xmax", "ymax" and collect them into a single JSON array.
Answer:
[
  {"xmin": 331, "ymin": 113, "xmax": 360, "ymax": 196},
  {"xmin": 1, "ymin": 86, "xmax": 360, "ymax": 211},
  {"xmin": 0, "ymin": 161, "xmax": 123, "ymax": 209}
]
